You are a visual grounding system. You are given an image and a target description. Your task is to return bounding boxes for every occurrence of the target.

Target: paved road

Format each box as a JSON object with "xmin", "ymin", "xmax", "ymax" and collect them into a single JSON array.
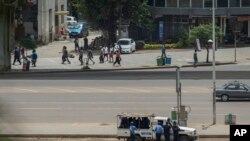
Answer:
[
  {"xmin": 0, "ymin": 79, "xmax": 249, "ymax": 125},
  {"xmin": 1, "ymin": 137, "xmax": 229, "ymax": 141},
  {"xmin": 1, "ymin": 70, "xmax": 250, "ymax": 80}
]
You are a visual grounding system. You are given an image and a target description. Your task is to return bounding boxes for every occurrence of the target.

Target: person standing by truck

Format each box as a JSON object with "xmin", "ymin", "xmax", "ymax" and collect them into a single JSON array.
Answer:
[
  {"xmin": 172, "ymin": 121, "xmax": 180, "ymax": 141},
  {"xmin": 154, "ymin": 122, "xmax": 164, "ymax": 141},
  {"xmin": 163, "ymin": 119, "xmax": 171, "ymax": 141},
  {"xmin": 129, "ymin": 122, "xmax": 137, "ymax": 141}
]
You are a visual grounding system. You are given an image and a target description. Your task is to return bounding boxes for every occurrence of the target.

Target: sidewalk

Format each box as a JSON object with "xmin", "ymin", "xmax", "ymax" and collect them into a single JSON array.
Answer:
[
  {"xmin": 0, "ymin": 122, "xmax": 229, "ymax": 138},
  {"xmin": 10, "ymin": 38, "xmax": 249, "ymax": 72}
]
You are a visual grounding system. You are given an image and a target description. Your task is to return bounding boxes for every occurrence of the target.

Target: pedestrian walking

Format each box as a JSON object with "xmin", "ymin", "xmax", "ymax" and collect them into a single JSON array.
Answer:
[
  {"xmin": 193, "ymin": 49, "xmax": 198, "ymax": 67},
  {"xmin": 129, "ymin": 122, "xmax": 137, "ymax": 141},
  {"xmin": 172, "ymin": 121, "xmax": 180, "ymax": 141},
  {"xmin": 104, "ymin": 45, "xmax": 108, "ymax": 61},
  {"xmin": 161, "ymin": 42, "xmax": 166, "ymax": 58},
  {"xmin": 20, "ymin": 47, "xmax": 25, "ymax": 58},
  {"xmin": 62, "ymin": 46, "xmax": 71, "ymax": 64},
  {"xmin": 74, "ymin": 37, "xmax": 79, "ymax": 52},
  {"xmin": 163, "ymin": 119, "xmax": 171, "ymax": 141},
  {"xmin": 99, "ymin": 46, "xmax": 104, "ymax": 63},
  {"xmin": 154, "ymin": 122, "xmax": 164, "ymax": 141},
  {"xmin": 31, "ymin": 49, "xmax": 38, "ymax": 67},
  {"xmin": 109, "ymin": 44, "xmax": 114, "ymax": 63},
  {"xmin": 113, "ymin": 50, "xmax": 121, "ymax": 67},
  {"xmin": 79, "ymin": 47, "xmax": 84, "ymax": 65},
  {"xmin": 84, "ymin": 37, "xmax": 88, "ymax": 49},
  {"xmin": 13, "ymin": 46, "xmax": 21, "ymax": 65},
  {"xmin": 87, "ymin": 48, "xmax": 95, "ymax": 65}
]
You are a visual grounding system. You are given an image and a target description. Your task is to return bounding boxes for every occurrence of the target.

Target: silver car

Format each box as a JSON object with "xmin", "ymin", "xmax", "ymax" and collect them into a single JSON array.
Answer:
[{"xmin": 216, "ymin": 80, "xmax": 250, "ymax": 102}]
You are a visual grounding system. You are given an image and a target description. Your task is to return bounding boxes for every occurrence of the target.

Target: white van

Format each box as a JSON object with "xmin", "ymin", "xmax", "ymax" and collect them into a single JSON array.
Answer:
[{"xmin": 117, "ymin": 113, "xmax": 198, "ymax": 141}]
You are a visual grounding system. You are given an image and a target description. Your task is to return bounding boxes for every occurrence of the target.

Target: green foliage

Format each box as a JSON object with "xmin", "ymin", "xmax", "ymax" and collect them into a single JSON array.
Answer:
[
  {"xmin": 76, "ymin": 0, "xmax": 153, "ymax": 41},
  {"xmin": 144, "ymin": 44, "xmax": 180, "ymax": 49},
  {"xmin": 20, "ymin": 38, "xmax": 37, "ymax": 50},
  {"xmin": 189, "ymin": 24, "xmax": 223, "ymax": 46},
  {"xmin": 135, "ymin": 40, "xmax": 145, "ymax": 50},
  {"xmin": 177, "ymin": 28, "xmax": 190, "ymax": 47}
]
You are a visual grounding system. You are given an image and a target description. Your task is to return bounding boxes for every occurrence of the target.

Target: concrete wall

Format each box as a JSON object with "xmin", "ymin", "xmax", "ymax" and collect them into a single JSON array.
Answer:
[
  {"xmin": 37, "ymin": 0, "xmax": 67, "ymax": 44},
  {"xmin": 56, "ymin": 0, "xmax": 67, "ymax": 25},
  {"xmin": 38, "ymin": 0, "xmax": 55, "ymax": 44}
]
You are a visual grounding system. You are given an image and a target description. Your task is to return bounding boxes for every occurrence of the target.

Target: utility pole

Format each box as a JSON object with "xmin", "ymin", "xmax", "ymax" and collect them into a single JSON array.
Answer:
[
  {"xmin": 212, "ymin": 0, "xmax": 216, "ymax": 125},
  {"xmin": 176, "ymin": 66, "xmax": 181, "ymax": 124}
]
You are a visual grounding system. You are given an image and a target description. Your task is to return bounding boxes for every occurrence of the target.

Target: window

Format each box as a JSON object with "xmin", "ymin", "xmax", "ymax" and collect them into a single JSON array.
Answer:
[
  {"xmin": 226, "ymin": 85, "xmax": 236, "ymax": 90},
  {"xmin": 230, "ymin": 0, "xmax": 240, "ymax": 7},
  {"xmin": 61, "ymin": 5, "xmax": 64, "ymax": 24},
  {"xmin": 238, "ymin": 86, "xmax": 246, "ymax": 90},
  {"xmin": 179, "ymin": 0, "xmax": 190, "ymax": 8},
  {"xmin": 167, "ymin": 0, "xmax": 177, "ymax": 7},
  {"xmin": 148, "ymin": 0, "xmax": 154, "ymax": 6},
  {"xmin": 242, "ymin": 0, "xmax": 250, "ymax": 7},
  {"xmin": 217, "ymin": 0, "xmax": 228, "ymax": 7},
  {"xmin": 155, "ymin": 0, "xmax": 165, "ymax": 7},
  {"xmin": 192, "ymin": 0, "xmax": 203, "ymax": 8},
  {"xmin": 204, "ymin": 0, "xmax": 212, "ymax": 8}
]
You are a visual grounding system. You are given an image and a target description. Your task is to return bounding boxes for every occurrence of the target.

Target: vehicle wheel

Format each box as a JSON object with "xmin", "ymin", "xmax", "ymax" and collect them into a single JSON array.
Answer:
[
  {"xmin": 130, "ymin": 48, "xmax": 132, "ymax": 54},
  {"xmin": 180, "ymin": 135, "xmax": 189, "ymax": 141},
  {"xmin": 221, "ymin": 94, "xmax": 229, "ymax": 102},
  {"xmin": 135, "ymin": 135, "xmax": 142, "ymax": 141}
]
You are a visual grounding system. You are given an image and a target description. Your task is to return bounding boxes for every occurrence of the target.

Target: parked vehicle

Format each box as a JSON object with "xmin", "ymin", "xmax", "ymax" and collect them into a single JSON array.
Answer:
[
  {"xmin": 67, "ymin": 16, "xmax": 77, "ymax": 22},
  {"xmin": 68, "ymin": 23, "xmax": 88, "ymax": 38},
  {"xmin": 216, "ymin": 80, "xmax": 250, "ymax": 102},
  {"xmin": 115, "ymin": 38, "xmax": 136, "ymax": 54},
  {"xmin": 117, "ymin": 113, "xmax": 198, "ymax": 141}
]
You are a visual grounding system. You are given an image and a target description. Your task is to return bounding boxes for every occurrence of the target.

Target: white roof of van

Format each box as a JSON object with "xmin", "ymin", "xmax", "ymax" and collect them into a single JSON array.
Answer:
[{"xmin": 117, "ymin": 112, "xmax": 155, "ymax": 117}]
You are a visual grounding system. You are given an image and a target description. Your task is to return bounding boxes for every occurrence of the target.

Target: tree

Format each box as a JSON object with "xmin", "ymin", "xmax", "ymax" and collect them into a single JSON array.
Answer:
[
  {"xmin": 76, "ymin": 0, "xmax": 153, "ymax": 43},
  {"xmin": 189, "ymin": 24, "xmax": 223, "ymax": 63},
  {"xmin": 20, "ymin": 38, "xmax": 37, "ymax": 56}
]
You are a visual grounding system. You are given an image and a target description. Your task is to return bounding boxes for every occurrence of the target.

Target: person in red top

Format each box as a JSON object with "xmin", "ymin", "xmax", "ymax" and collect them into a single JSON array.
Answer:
[
  {"xmin": 113, "ymin": 50, "xmax": 121, "ymax": 67},
  {"xmin": 20, "ymin": 47, "xmax": 25, "ymax": 58}
]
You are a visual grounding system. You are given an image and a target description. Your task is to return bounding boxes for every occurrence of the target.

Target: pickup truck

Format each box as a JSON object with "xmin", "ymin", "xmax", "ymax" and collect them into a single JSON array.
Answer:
[{"xmin": 117, "ymin": 113, "xmax": 198, "ymax": 141}]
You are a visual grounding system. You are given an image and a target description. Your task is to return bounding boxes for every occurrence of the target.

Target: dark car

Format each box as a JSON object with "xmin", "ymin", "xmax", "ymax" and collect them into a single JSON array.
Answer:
[
  {"xmin": 216, "ymin": 80, "xmax": 250, "ymax": 102},
  {"xmin": 69, "ymin": 23, "xmax": 88, "ymax": 38}
]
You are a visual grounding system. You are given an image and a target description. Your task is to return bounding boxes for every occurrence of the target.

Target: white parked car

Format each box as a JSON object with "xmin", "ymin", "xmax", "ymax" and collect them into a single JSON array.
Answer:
[{"xmin": 115, "ymin": 38, "xmax": 136, "ymax": 54}]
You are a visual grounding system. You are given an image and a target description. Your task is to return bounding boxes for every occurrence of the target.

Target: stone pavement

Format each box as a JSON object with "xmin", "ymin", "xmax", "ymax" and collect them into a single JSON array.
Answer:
[
  {"xmin": 10, "ymin": 32, "xmax": 250, "ymax": 72},
  {"xmin": 12, "ymin": 40, "xmax": 250, "ymax": 71}
]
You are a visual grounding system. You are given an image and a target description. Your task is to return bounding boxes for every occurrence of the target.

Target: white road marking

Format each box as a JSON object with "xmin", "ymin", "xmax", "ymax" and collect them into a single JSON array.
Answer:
[
  {"xmin": 45, "ymin": 87, "xmax": 76, "ymax": 93},
  {"xmin": 83, "ymin": 87, "xmax": 114, "ymax": 93},
  {"xmin": 116, "ymin": 87, "xmax": 152, "ymax": 93},
  {"xmin": 18, "ymin": 108, "xmax": 61, "ymax": 110},
  {"xmin": 13, "ymin": 88, "xmax": 39, "ymax": 93}
]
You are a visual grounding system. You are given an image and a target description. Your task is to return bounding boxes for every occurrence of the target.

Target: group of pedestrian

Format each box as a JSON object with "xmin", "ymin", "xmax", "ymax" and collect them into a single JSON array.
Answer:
[
  {"xmin": 129, "ymin": 119, "xmax": 180, "ymax": 141},
  {"xmin": 13, "ymin": 46, "xmax": 38, "ymax": 67},
  {"xmin": 61, "ymin": 45, "xmax": 95, "ymax": 66},
  {"xmin": 154, "ymin": 120, "xmax": 180, "ymax": 141},
  {"xmin": 98, "ymin": 44, "xmax": 122, "ymax": 67}
]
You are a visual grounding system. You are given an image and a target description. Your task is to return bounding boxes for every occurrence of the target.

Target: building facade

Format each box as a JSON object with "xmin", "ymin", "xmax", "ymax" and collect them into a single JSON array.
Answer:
[
  {"xmin": 22, "ymin": 0, "xmax": 67, "ymax": 44},
  {"xmin": 149, "ymin": 0, "xmax": 250, "ymax": 43}
]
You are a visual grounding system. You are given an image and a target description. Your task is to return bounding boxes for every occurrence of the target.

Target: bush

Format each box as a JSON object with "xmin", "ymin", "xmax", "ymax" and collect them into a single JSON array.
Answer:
[
  {"xmin": 144, "ymin": 44, "xmax": 180, "ymax": 49},
  {"xmin": 177, "ymin": 28, "xmax": 190, "ymax": 47},
  {"xmin": 135, "ymin": 40, "xmax": 145, "ymax": 50}
]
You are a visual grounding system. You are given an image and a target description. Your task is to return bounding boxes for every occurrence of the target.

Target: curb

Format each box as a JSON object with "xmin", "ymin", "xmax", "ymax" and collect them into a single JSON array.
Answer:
[
  {"xmin": 0, "ymin": 62, "xmax": 236, "ymax": 75},
  {"xmin": 0, "ymin": 134, "xmax": 229, "ymax": 138}
]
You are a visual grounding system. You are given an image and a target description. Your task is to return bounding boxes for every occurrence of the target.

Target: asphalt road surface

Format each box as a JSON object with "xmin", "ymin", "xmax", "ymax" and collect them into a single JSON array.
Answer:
[
  {"xmin": 0, "ymin": 79, "xmax": 249, "ymax": 125},
  {"xmin": 1, "ymin": 70, "xmax": 250, "ymax": 80},
  {"xmin": 0, "ymin": 138, "xmax": 229, "ymax": 141}
]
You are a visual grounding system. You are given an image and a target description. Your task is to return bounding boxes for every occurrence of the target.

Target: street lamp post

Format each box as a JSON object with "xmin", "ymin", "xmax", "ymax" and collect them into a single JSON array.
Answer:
[{"xmin": 212, "ymin": 0, "xmax": 216, "ymax": 125}]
